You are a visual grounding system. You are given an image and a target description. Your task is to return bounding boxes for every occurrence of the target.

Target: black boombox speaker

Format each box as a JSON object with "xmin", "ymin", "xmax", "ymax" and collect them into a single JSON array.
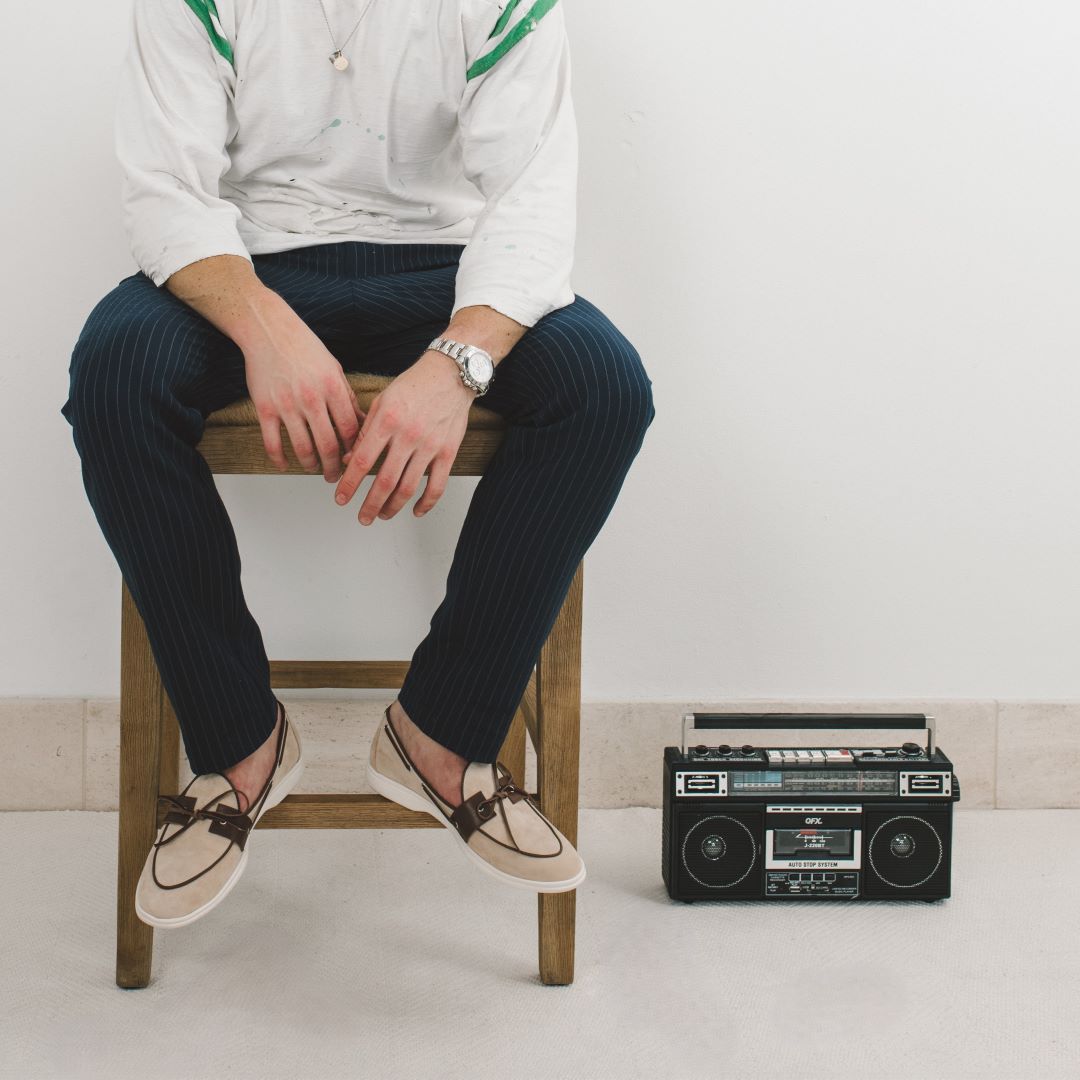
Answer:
[{"xmin": 662, "ymin": 712, "xmax": 960, "ymax": 902}]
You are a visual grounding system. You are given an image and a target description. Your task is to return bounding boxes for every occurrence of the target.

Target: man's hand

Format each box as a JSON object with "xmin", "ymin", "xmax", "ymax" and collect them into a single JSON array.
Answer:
[
  {"xmin": 163, "ymin": 254, "xmax": 365, "ymax": 481},
  {"xmin": 334, "ymin": 350, "xmax": 477, "ymax": 524},
  {"xmin": 242, "ymin": 290, "xmax": 365, "ymax": 480}
]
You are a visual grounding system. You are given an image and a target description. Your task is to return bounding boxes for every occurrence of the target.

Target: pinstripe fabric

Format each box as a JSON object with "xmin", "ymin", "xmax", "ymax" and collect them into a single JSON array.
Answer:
[{"xmin": 61, "ymin": 240, "xmax": 655, "ymax": 774}]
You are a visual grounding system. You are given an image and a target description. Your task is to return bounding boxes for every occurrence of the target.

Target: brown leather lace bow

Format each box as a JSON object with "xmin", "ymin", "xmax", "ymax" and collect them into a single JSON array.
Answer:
[
  {"xmin": 156, "ymin": 791, "xmax": 256, "ymax": 851},
  {"xmin": 477, "ymin": 770, "xmax": 533, "ymax": 815},
  {"xmin": 449, "ymin": 764, "xmax": 538, "ymax": 842}
]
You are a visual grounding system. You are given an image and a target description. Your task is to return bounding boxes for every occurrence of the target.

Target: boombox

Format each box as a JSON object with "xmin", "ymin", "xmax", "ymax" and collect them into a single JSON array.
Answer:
[{"xmin": 662, "ymin": 712, "xmax": 960, "ymax": 902}]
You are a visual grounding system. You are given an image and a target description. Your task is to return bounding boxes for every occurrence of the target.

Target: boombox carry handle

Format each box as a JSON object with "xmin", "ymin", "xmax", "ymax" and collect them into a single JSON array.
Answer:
[{"xmin": 680, "ymin": 712, "xmax": 935, "ymax": 757}]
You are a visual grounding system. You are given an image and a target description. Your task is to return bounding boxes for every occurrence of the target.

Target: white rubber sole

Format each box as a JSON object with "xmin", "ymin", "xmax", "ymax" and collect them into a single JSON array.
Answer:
[
  {"xmin": 366, "ymin": 759, "xmax": 586, "ymax": 894},
  {"xmin": 135, "ymin": 741, "xmax": 306, "ymax": 929}
]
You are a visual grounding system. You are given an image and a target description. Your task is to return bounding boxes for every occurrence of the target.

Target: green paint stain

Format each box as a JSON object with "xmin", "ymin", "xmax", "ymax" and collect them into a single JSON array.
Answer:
[
  {"xmin": 378, "ymin": 134, "xmax": 386, "ymax": 140},
  {"xmin": 304, "ymin": 119, "xmax": 344, "ymax": 145},
  {"xmin": 504, "ymin": 244, "xmax": 517, "ymax": 249}
]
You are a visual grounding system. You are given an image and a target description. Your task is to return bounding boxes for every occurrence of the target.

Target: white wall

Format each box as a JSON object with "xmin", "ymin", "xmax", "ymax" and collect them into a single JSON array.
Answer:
[{"xmin": 5, "ymin": 1, "xmax": 1078, "ymax": 702}]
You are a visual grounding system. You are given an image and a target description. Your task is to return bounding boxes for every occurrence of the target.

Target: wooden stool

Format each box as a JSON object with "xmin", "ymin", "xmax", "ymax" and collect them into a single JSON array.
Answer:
[{"xmin": 116, "ymin": 373, "xmax": 582, "ymax": 988}]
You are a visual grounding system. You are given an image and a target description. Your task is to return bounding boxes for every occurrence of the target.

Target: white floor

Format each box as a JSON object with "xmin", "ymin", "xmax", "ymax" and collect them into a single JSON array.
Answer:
[{"xmin": 1, "ymin": 808, "xmax": 1077, "ymax": 1080}]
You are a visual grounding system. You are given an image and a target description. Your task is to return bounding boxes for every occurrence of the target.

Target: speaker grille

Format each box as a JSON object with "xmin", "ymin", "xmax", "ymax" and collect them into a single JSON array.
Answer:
[
  {"xmin": 680, "ymin": 814, "xmax": 758, "ymax": 890},
  {"xmin": 867, "ymin": 814, "xmax": 944, "ymax": 890}
]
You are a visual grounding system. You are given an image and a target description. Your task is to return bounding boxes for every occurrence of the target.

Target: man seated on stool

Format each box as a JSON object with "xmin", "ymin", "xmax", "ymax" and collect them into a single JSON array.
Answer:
[{"xmin": 61, "ymin": 0, "xmax": 656, "ymax": 929}]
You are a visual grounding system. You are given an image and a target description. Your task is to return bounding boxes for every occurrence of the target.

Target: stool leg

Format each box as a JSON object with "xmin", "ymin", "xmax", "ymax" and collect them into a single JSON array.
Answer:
[
  {"xmin": 536, "ymin": 561, "xmax": 583, "ymax": 986},
  {"xmin": 160, "ymin": 695, "xmax": 181, "ymax": 794},
  {"xmin": 116, "ymin": 581, "xmax": 164, "ymax": 989}
]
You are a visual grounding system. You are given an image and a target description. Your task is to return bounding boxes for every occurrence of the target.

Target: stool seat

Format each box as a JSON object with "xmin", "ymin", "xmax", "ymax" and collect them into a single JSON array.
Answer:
[
  {"xmin": 116, "ymin": 369, "xmax": 582, "ymax": 989},
  {"xmin": 204, "ymin": 371, "xmax": 508, "ymax": 430}
]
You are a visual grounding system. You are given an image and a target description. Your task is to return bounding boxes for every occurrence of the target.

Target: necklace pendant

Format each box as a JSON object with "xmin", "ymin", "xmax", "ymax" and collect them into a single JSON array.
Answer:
[{"xmin": 330, "ymin": 50, "xmax": 349, "ymax": 71}]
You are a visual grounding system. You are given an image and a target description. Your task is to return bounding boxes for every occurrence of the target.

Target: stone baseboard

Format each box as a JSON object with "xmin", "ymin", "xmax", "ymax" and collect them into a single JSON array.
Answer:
[{"xmin": 2, "ymin": 696, "xmax": 1076, "ymax": 811}]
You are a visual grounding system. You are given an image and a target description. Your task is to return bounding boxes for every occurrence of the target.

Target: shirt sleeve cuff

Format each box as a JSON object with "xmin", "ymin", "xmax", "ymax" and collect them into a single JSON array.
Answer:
[
  {"xmin": 451, "ymin": 284, "xmax": 575, "ymax": 330},
  {"xmin": 142, "ymin": 237, "xmax": 254, "ymax": 288}
]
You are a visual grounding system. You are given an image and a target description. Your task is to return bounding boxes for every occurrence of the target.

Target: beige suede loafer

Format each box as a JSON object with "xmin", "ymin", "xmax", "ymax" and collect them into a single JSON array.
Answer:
[
  {"xmin": 366, "ymin": 704, "xmax": 586, "ymax": 893},
  {"xmin": 134, "ymin": 698, "xmax": 304, "ymax": 928}
]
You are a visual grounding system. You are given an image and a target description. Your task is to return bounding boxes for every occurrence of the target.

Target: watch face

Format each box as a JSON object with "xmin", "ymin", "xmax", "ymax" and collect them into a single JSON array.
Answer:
[{"xmin": 466, "ymin": 352, "xmax": 494, "ymax": 383}]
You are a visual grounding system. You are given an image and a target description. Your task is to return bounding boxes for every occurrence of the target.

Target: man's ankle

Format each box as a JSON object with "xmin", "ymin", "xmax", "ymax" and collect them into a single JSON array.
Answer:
[
  {"xmin": 224, "ymin": 703, "xmax": 282, "ymax": 813},
  {"xmin": 391, "ymin": 700, "xmax": 462, "ymax": 758},
  {"xmin": 389, "ymin": 699, "xmax": 467, "ymax": 805}
]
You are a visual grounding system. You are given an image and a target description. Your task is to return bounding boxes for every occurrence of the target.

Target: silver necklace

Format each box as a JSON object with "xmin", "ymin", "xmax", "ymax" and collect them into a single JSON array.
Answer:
[{"xmin": 316, "ymin": 0, "xmax": 377, "ymax": 71}]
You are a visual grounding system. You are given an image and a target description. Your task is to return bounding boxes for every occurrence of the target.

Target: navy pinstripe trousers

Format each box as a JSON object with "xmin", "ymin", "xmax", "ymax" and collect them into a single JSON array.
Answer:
[{"xmin": 60, "ymin": 241, "xmax": 655, "ymax": 776}]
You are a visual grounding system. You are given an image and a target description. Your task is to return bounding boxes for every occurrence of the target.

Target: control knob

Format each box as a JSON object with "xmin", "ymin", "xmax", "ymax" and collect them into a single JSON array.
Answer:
[
  {"xmin": 740, "ymin": 744, "xmax": 755, "ymax": 756},
  {"xmin": 901, "ymin": 742, "xmax": 922, "ymax": 756}
]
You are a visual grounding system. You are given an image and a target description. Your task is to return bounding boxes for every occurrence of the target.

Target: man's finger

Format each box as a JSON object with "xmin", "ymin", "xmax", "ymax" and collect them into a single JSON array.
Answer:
[
  {"xmin": 356, "ymin": 443, "xmax": 411, "ymax": 525},
  {"xmin": 260, "ymin": 415, "xmax": 288, "ymax": 472},
  {"xmin": 413, "ymin": 450, "xmax": 452, "ymax": 516},
  {"xmin": 347, "ymin": 380, "xmax": 366, "ymax": 424},
  {"xmin": 339, "ymin": 396, "xmax": 376, "ymax": 469},
  {"xmin": 378, "ymin": 448, "xmax": 430, "ymax": 520},
  {"xmin": 328, "ymin": 383, "xmax": 362, "ymax": 462},
  {"xmin": 335, "ymin": 424, "xmax": 388, "ymax": 505},
  {"xmin": 339, "ymin": 370, "xmax": 365, "ymax": 435},
  {"xmin": 304, "ymin": 403, "xmax": 345, "ymax": 481},
  {"xmin": 282, "ymin": 411, "xmax": 319, "ymax": 473}
]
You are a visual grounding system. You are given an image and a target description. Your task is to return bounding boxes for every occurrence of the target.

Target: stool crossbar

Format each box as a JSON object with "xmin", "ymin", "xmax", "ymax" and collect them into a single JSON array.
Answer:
[{"xmin": 116, "ymin": 373, "xmax": 582, "ymax": 988}]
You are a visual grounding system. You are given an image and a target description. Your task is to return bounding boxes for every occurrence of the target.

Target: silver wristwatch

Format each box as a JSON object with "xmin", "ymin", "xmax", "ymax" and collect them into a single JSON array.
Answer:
[{"xmin": 427, "ymin": 337, "xmax": 495, "ymax": 396}]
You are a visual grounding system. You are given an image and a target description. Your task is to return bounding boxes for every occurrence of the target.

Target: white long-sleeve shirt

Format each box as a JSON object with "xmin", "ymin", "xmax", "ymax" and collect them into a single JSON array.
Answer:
[{"xmin": 115, "ymin": 0, "xmax": 578, "ymax": 327}]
